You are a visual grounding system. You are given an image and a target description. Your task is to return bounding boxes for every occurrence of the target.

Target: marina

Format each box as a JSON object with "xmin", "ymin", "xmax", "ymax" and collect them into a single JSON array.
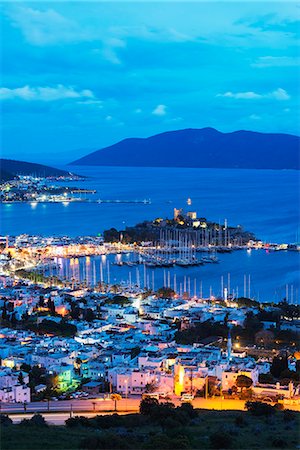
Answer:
[{"xmin": 33, "ymin": 249, "xmax": 299, "ymax": 304}]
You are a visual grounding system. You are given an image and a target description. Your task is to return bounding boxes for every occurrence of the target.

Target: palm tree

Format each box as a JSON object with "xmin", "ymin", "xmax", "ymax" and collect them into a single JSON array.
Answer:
[{"xmin": 110, "ymin": 393, "xmax": 122, "ymax": 411}]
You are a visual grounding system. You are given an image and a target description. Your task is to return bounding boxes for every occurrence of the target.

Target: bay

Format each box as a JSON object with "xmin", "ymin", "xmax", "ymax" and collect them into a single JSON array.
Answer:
[{"xmin": 1, "ymin": 166, "xmax": 299, "ymax": 303}]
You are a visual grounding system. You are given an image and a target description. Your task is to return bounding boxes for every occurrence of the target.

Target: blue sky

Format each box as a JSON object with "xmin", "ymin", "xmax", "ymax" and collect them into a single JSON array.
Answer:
[{"xmin": 1, "ymin": 1, "xmax": 299, "ymax": 164}]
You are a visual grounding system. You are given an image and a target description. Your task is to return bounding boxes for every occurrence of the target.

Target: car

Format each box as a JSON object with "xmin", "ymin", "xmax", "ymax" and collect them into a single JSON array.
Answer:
[
  {"xmin": 181, "ymin": 393, "xmax": 194, "ymax": 402},
  {"xmin": 142, "ymin": 393, "xmax": 160, "ymax": 400}
]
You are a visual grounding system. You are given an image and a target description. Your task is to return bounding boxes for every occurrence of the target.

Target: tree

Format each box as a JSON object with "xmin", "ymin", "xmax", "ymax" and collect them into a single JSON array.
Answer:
[
  {"xmin": 18, "ymin": 372, "xmax": 25, "ymax": 385},
  {"xmin": 258, "ymin": 373, "xmax": 275, "ymax": 384},
  {"xmin": 20, "ymin": 363, "xmax": 31, "ymax": 373},
  {"xmin": 145, "ymin": 381, "xmax": 158, "ymax": 393},
  {"xmin": 139, "ymin": 397, "xmax": 159, "ymax": 415},
  {"xmin": 107, "ymin": 295, "xmax": 131, "ymax": 306},
  {"xmin": 38, "ymin": 295, "xmax": 45, "ymax": 307},
  {"xmin": 47, "ymin": 298, "xmax": 56, "ymax": 314},
  {"xmin": 270, "ymin": 354, "xmax": 288, "ymax": 378},
  {"xmin": 85, "ymin": 308, "xmax": 95, "ymax": 322},
  {"xmin": 255, "ymin": 330, "xmax": 274, "ymax": 348},
  {"xmin": 130, "ymin": 346, "xmax": 141, "ymax": 359},
  {"xmin": 110, "ymin": 393, "xmax": 122, "ymax": 411},
  {"xmin": 156, "ymin": 287, "xmax": 175, "ymax": 299},
  {"xmin": 243, "ymin": 311, "xmax": 262, "ymax": 334},
  {"xmin": 2, "ymin": 303, "xmax": 7, "ymax": 320},
  {"xmin": 236, "ymin": 375, "xmax": 253, "ymax": 392}
]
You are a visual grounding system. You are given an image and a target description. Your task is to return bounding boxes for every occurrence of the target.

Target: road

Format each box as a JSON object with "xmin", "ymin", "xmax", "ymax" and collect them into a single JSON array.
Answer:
[
  {"xmin": 1, "ymin": 398, "xmax": 139, "ymax": 414},
  {"xmin": 2, "ymin": 397, "xmax": 299, "ymax": 425}
]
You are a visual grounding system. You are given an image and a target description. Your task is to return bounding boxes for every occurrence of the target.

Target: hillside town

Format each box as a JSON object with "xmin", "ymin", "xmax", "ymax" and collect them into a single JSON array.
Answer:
[{"xmin": 0, "ymin": 268, "xmax": 299, "ymax": 408}]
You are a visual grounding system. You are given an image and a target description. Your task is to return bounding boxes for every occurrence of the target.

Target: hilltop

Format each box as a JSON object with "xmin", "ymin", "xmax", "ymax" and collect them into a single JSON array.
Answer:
[
  {"xmin": 70, "ymin": 127, "xmax": 300, "ymax": 170},
  {"xmin": 0, "ymin": 159, "xmax": 81, "ymax": 182}
]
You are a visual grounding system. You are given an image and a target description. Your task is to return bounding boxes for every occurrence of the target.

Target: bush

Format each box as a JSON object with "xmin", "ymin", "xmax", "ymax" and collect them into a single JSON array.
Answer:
[
  {"xmin": 65, "ymin": 416, "xmax": 91, "ymax": 428},
  {"xmin": 139, "ymin": 397, "xmax": 159, "ymax": 415},
  {"xmin": 179, "ymin": 402, "xmax": 198, "ymax": 419},
  {"xmin": 273, "ymin": 403, "xmax": 284, "ymax": 411},
  {"xmin": 161, "ymin": 416, "xmax": 182, "ymax": 429},
  {"xmin": 0, "ymin": 414, "xmax": 13, "ymax": 426},
  {"xmin": 20, "ymin": 413, "xmax": 47, "ymax": 427},
  {"xmin": 283, "ymin": 410, "xmax": 296, "ymax": 422},
  {"xmin": 210, "ymin": 430, "xmax": 232, "ymax": 449},
  {"xmin": 272, "ymin": 438, "xmax": 287, "ymax": 448},
  {"xmin": 245, "ymin": 401, "xmax": 275, "ymax": 416},
  {"xmin": 79, "ymin": 433, "xmax": 132, "ymax": 449},
  {"xmin": 234, "ymin": 414, "xmax": 247, "ymax": 427},
  {"xmin": 143, "ymin": 432, "xmax": 191, "ymax": 450}
]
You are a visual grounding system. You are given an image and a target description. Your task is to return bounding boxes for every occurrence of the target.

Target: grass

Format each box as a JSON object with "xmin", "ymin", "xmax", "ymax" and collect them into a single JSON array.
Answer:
[{"xmin": 1, "ymin": 410, "xmax": 299, "ymax": 450}]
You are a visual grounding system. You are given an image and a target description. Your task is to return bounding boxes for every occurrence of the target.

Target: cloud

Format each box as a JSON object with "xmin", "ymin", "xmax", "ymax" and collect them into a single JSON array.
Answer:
[
  {"xmin": 249, "ymin": 114, "xmax": 261, "ymax": 120},
  {"xmin": 152, "ymin": 104, "xmax": 167, "ymax": 116},
  {"xmin": 76, "ymin": 100, "xmax": 103, "ymax": 108},
  {"xmin": 271, "ymin": 88, "xmax": 290, "ymax": 100},
  {"xmin": 102, "ymin": 38, "xmax": 126, "ymax": 65},
  {"xmin": 218, "ymin": 91, "xmax": 261, "ymax": 99},
  {"xmin": 252, "ymin": 56, "xmax": 300, "ymax": 68},
  {"xmin": 0, "ymin": 85, "xmax": 94, "ymax": 101},
  {"xmin": 110, "ymin": 25, "xmax": 193, "ymax": 44},
  {"xmin": 7, "ymin": 6, "xmax": 82, "ymax": 46},
  {"xmin": 217, "ymin": 88, "xmax": 290, "ymax": 100}
]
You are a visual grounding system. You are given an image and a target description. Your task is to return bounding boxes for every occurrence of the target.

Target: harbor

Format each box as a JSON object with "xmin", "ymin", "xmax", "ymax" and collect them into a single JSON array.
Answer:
[{"xmin": 5, "ymin": 245, "xmax": 298, "ymax": 304}]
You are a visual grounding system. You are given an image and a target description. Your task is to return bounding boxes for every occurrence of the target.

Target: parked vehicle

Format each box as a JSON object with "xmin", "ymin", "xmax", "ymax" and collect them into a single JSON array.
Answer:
[
  {"xmin": 181, "ymin": 393, "xmax": 194, "ymax": 402},
  {"xmin": 142, "ymin": 393, "xmax": 160, "ymax": 400}
]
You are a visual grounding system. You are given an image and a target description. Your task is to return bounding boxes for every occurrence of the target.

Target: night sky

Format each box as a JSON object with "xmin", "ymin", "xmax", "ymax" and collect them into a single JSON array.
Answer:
[{"xmin": 1, "ymin": 1, "xmax": 299, "ymax": 164}]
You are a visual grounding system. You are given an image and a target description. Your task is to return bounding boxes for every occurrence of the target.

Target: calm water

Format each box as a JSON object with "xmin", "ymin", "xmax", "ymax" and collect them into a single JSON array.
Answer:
[
  {"xmin": 56, "ymin": 249, "xmax": 300, "ymax": 304},
  {"xmin": 1, "ymin": 166, "xmax": 299, "ymax": 302}
]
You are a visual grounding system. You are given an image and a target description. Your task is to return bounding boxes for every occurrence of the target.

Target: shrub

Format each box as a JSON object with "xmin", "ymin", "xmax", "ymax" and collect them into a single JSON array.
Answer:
[
  {"xmin": 210, "ymin": 430, "xmax": 233, "ymax": 449},
  {"xmin": 20, "ymin": 413, "xmax": 47, "ymax": 427},
  {"xmin": 245, "ymin": 401, "xmax": 275, "ymax": 416},
  {"xmin": 273, "ymin": 403, "xmax": 284, "ymax": 411},
  {"xmin": 234, "ymin": 414, "xmax": 247, "ymax": 427},
  {"xmin": 0, "ymin": 414, "xmax": 13, "ymax": 426},
  {"xmin": 80, "ymin": 433, "xmax": 132, "ymax": 449},
  {"xmin": 65, "ymin": 416, "xmax": 91, "ymax": 428},
  {"xmin": 161, "ymin": 416, "xmax": 182, "ymax": 429},
  {"xmin": 283, "ymin": 410, "xmax": 296, "ymax": 422},
  {"xmin": 179, "ymin": 402, "xmax": 198, "ymax": 419},
  {"xmin": 143, "ymin": 432, "xmax": 191, "ymax": 450},
  {"xmin": 139, "ymin": 397, "xmax": 159, "ymax": 415},
  {"xmin": 272, "ymin": 438, "xmax": 287, "ymax": 448}
]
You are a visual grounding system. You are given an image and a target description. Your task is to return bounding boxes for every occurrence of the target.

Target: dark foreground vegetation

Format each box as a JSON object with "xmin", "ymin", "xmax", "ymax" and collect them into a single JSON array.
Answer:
[{"xmin": 1, "ymin": 401, "xmax": 299, "ymax": 450}]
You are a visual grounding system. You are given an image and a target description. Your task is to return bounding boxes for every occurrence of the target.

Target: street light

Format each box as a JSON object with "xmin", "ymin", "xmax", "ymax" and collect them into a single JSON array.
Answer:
[{"xmin": 125, "ymin": 379, "xmax": 128, "ymax": 411}]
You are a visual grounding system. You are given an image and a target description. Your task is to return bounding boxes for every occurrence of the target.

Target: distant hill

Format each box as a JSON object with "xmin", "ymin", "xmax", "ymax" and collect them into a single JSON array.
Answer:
[
  {"xmin": 70, "ymin": 128, "xmax": 300, "ymax": 170},
  {"xmin": 0, "ymin": 159, "xmax": 80, "ymax": 182}
]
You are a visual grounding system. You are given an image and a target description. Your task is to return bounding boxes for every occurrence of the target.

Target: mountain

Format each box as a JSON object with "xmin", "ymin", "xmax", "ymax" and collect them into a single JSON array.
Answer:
[
  {"xmin": 70, "ymin": 128, "xmax": 300, "ymax": 170},
  {"xmin": 0, "ymin": 159, "xmax": 80, "ymax": 182}
]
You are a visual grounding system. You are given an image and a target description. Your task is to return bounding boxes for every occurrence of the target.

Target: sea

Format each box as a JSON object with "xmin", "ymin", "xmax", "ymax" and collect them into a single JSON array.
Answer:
[{"xmin": 1, "ymin": 166, "xmax": 299, "ymax": 303}]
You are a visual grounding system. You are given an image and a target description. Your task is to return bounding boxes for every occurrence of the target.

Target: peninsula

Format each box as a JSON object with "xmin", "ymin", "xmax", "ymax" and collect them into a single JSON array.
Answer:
[
  {"xmin": 0, "ymin": 158, "xmax": 83, "ymax": 182},
  {"xmin": 70, "ymin": 127, "xmax": 300, "ymax": 170}
]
